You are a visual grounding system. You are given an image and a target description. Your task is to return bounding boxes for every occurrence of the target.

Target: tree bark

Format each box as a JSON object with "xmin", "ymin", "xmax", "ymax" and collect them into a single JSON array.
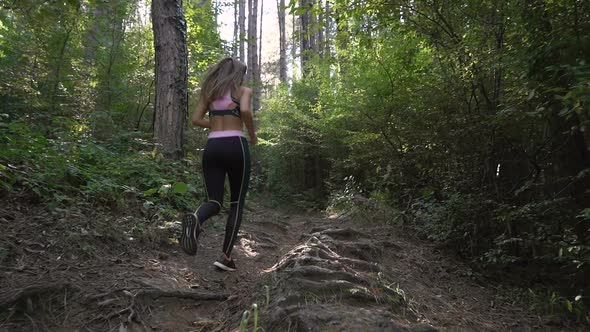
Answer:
[
  {"xmin": 239, "ymin": 0, "xmax": 246, "ymax": 61},
  {"xmin": 233, "ymin": 0, "xmax": 239, "ymax": 57},
  {"xmin": 247, "ymin": 0, "xmax": 259, "ymax": 113},
  {"xmin": 151, "ymin": 0, "xmax": 188, "ymax": 159},
  {"xmin": 324, "ymin": 0, "xmax": 331, "ymax": 58},
  {"xmin": 246, "ymin": 0, "xmax": 257, "ymax": 83},
  {"xmin": 277, "ymin": 0, "xmax": 287, "ymax": 82},
  {"xmin": 309, "ymin": 0, "xmax": 317, "ymax": 53},
  {"xmin": 299, "ymin": 0, "xmax": 311, "ymax": 76},
  {"xmin": 258, "ymin": 0, "xmax": 263, "ymax": 72},
  {"xmin": 317, "ymin": 0, "xmax": 324, "ymax": 57}
]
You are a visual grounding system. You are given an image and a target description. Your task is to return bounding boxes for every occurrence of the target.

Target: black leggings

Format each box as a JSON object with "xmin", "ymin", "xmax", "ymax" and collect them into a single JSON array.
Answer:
[{"xmin": 195, "ymin": 136, "xmax": 250, "ymax": 256}]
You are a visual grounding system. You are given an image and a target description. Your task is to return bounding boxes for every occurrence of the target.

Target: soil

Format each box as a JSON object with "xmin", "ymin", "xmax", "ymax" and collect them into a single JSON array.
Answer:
[{"xmin": 0, "ymin": 198, "xmax": 585, "ymax": 331}]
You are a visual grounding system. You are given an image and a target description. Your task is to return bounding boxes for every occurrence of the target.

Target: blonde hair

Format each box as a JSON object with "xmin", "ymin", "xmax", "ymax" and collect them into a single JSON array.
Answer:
[{"xmin": 200, "ymin": 57, "xmax": 247, "ymax": 105}]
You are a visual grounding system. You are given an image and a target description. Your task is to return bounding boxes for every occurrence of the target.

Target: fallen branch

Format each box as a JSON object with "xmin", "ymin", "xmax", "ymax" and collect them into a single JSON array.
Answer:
[
  {"xmin": 93, "ymin": 287, "xmax": 228, "ymax": 325},
  {"xmin": 138, "ymin": 288, "xmax": 229, "ymax": 301}
]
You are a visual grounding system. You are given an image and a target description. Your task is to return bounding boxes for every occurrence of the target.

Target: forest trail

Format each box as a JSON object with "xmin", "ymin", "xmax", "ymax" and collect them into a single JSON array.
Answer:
[{"xmin": 0, "ymin": 200, "xmax": 556, "ymax": 331}]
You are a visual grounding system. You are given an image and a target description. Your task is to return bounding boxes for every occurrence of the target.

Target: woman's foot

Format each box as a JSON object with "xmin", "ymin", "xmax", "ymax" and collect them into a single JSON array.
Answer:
[
  {"xmin": 180, "ymin": 213, "xmax": 200, "ymax": 256},
  {"xmin": 213, "ymin": 254, "xmax": 236, "ymax": 271}
]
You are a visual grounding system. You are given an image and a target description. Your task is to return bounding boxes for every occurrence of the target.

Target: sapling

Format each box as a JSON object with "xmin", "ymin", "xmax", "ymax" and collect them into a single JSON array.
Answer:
[
  {"xmin": 239, "ymin": 310, "xmax": 250, "ymax": 332},
  {"xmin": 252, "ymin": 303, "xmax": 259, "ymax": 332}
]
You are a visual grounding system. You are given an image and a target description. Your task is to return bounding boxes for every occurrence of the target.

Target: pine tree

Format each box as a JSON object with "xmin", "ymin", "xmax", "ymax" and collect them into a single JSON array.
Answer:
[{"xmin": 151, "ymin": 0, "xmax": 188, "ymax": 158}]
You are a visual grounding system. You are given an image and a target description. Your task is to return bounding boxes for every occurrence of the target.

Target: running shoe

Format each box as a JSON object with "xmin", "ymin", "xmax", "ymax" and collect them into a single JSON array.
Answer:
[
  {"xmin": 213, "ymin": 254, "xmax": 237, "ymax": 271},
  {"xmin": 180, "ymin": 213, "xmax": 200, "ymax": 256}
]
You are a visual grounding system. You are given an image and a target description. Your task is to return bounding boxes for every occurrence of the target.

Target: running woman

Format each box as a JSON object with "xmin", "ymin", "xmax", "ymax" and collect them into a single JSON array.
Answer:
[{"xmin": 180, "ymin": 57, "xmax": 256, "ymax": 271}]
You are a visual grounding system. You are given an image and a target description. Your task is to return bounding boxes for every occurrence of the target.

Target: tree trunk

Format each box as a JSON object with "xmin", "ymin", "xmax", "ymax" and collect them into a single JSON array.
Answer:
[
  {"xmin": 323, "ymin": 0, "xmax": 331, "ymax": 59},
  {"xmin": 309, "ymin": 0, "xmax": 317, "ymax": 53},
  {"xmin": 247, "ymin": 0, "xmax": 259, "ymax": 113},
  {"xmin": 317, "ymin": 0, "xmax": 324, "ymax": 57},
  {"xmin": 49, "ymin": 27, "xmax": 72, "ymax": 113},
  {"xmin": 258, "ymin": 0, "xmax": 263, "ymax": 72},
  {"xmin": 334, "ymin": 0, "xmax": 349, "ymax": 52},
  {"xmin": 291, "ymin": 9, "xmax": 299, "ymax": 78},
  {"xmin": 103, "ymin": 16, "xmax": 127, "ymax": 113},
  {"xmin": 233, "ymin": 0, "xmax": 239, "ymax": 57},
  {"xmin": 239, "ymin": 0, "xmax": 246, "ymax": 61},
  {"xmin": 151, "ymin": 0, "xmax": 188, "ymax": 159},
  {"xmin": 246, "ymin": 0, "xmax": 257, "ymax": 83},
  {"xmin": 299, "ymin": 0, "xmax": 311, "ymax": 76},
  {"xmin": 277, "ymin": 0, "xmax": 287, "ymax": 83}
]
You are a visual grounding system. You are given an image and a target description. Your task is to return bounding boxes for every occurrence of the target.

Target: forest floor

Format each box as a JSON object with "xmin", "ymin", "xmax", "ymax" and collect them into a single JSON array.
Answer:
[{"xmin": 0, "ymin": 196, "xmax": 584, "ymax": 331}]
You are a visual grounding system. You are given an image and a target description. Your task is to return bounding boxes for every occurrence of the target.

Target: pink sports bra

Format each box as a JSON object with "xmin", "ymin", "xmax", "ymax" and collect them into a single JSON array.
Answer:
[{"xmin": 209, "ymin": 90, "xmax": 241, "ymax": 118}]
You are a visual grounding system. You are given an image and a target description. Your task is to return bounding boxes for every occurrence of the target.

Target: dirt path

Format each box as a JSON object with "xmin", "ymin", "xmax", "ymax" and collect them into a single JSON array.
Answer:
[{"xmin": 0, "ymin": 200, "xmax": 578, "ymax": 331}]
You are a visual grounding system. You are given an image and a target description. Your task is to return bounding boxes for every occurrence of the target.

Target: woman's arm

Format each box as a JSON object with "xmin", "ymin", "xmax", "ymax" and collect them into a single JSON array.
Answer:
[
  {"xmin": 191, "ymin": 98, "xmax": 210, "ymax": 128},
  {"xmin": 239, "ymin": 87, "xmax": 257, "ymax": 145}
]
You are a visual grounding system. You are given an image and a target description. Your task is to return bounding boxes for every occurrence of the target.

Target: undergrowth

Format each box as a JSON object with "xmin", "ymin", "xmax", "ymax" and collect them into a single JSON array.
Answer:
[
  {"xmin": 0, "ymin": 116, "xmax": 204, "ymax": 212},
  {"xmin": 324, "ymin": 179, "xmax": 589, "ymax": 323},
  {"xmin": 0, "ymin": 113, "xmax": 208, "ymax": 263}
]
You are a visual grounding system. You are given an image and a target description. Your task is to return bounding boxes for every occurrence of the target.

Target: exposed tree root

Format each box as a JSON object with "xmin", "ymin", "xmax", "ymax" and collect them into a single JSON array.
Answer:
[
  {"xmin": 91, "ymin": 287, "xmax": 229, "ymax": 309},
  {"xmin": 259, "ymin": 227, "xmax": 425, "ymax": 331},
  {"xmin": 332, "ymin": 240, "xmax": 384, "ymax": 262},
  {"xmin": 287, "ymin": 265, "xmax": 370, "ymax": 285},
  {"xmin": 138, "ymin": 288, "xmax": 229, "ymax": 301},
  {"xmin": 90, "ymin": 287, "xmax": 229, "ymax": 327},
  {"xmin": 312, "ymin": 227, "xmax": 369, "ymax": 240},
  {"xmin": 0, "ymin": 282, "xmax": 78, "ymax": 310},
  {"xmin": 288, "ymin": 277, "xmax": 378, "ymax": 302}
]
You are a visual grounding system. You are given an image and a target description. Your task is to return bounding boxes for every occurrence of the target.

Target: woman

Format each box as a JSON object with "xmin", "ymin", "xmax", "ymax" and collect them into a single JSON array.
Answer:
[{"xmin": 180, "ymin": 57, "xmax": 256, "ymax": 272}]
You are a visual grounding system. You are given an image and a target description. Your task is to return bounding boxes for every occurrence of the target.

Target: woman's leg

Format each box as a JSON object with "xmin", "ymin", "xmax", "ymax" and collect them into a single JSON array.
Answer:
[
  {"xmin": 181, "ymin": 139, "xmax": 225, "ymax": 256},
  {"xmin": 222, "ymin": 137, "xmax": 251, "ymax": 257},
  {"xmin": 196, "ymin": 140, "xmax": 225, "ymax": 223}
]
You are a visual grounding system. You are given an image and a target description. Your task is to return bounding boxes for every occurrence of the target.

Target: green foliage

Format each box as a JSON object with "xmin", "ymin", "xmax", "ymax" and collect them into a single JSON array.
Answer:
[
  {"xmin": 0, "ymin": 0, "xmax": 225, "ymax": 135},
  {"xmin": 523, "ymin": 289, "xmax": 587, "ymax": 322},
  {"xmin": 0, "ymin": 0, "xmax": 588, "ymax": 324},
  {"xmin": 260, "ymin": 0, "xmax": 590, "ymax": 322},
  {"xmin": 0, "ymin": 117, "xmax": 204, "ymax": 211},
  {"xmin": 412, "ymin": 193, "xmax": 498, "ymax": 250},
  {"xmin": 326, "ymin": 176, "xmax": 402, "ymax": 224},
  {"xmin": 238, "ymin": 303, "xmax": 260, "ymax": 332},
  {"xmin": 185, "ymin": 0, "xmax": 225, "ymax": 90},
  {"xmin": 0, "ymin": 0, "xmax": 224, "ymax": 218}
]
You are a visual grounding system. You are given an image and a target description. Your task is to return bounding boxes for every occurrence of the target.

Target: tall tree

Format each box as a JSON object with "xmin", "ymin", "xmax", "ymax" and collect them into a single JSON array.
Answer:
[
  {"xmin": 48, "ymin": 20, "xmax": 75, "ymax": 113},
  {"xmin": 258, "ymin": 0, "xmax": 263, "ymax": 73},
  {"xmin": 323, "ymin": 0, "xmax": 332, "ymax": 58},
  {"xmin": 277, "ymin": 0, "xmax": 287, "ymax": 82},
  {"xmin": 291, "ymin": 10, "xmax": 298, "ymax": 78},
  {"xmin": 309, "ymin": 0, "xmax": 317, "ymax": 53},
  {"xmin": 317, "ymin": 0, "xmax": 324, "ymax": 57},
  {"xmin": 88, "ymin": 0, "xmax": 129, "ymax": 114},
  {"xmin": 151, "ymin": 0, "xmax": 188, "ymax": 158},
  {"xmin": 233, "ymin": 0, "xmax": 239, "ymax": 57},
  {"xmin": 247, "ymin": 0, "xmax": 259, "ymax": 112},
  {"xmin": 239, "ymin": 0, "xmax": 246, "ymax": 61},
  {"xmin": 299, "ymin": 0, "xmax": 314, "ymax": 76}
]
